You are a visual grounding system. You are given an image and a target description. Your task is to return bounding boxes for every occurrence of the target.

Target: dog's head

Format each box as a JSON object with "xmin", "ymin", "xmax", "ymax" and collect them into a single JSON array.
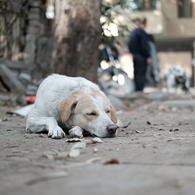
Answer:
[{"xmin": 58, "ymin": 90, "xmax": 118, "ymax": 137}]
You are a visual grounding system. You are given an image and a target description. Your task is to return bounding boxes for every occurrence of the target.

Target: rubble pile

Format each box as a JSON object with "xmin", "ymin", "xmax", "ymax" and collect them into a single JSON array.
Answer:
[{"xmin": 0, "ymin": 60, "xmax": 39, "ymax": 106}]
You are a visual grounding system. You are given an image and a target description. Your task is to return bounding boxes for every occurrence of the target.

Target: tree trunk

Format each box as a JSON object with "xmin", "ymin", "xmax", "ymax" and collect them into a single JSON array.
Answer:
[{"xmin": 51, "ymin": 0, "xmax": 101, "ymax": 83}]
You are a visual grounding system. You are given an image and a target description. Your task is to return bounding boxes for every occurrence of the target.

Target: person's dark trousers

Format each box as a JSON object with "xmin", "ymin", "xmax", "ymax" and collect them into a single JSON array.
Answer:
[{"xmin": 133, "ymin": 54, "xmax": 147, "ymax": 91}]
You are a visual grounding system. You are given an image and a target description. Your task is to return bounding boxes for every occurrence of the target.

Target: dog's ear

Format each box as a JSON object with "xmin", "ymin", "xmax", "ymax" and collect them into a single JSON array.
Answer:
[
  {"xmin": 58, "ymin": 91, "xmax": 84, "ymax": 123},
  {"xmin": 58, "ymin": 97, "xmax": 78, "ymax": 123},
  {"xmin": 110, "ymin": 103, "xmax": 117, "ymax": 124}
]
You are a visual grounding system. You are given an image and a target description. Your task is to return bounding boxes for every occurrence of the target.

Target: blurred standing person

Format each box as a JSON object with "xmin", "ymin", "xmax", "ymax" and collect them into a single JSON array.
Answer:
[
  {"xmin": 128, "ymin": 16, "xmax": 151, "ymax": 91},
  {"xmin": 146, "ymin": 34, "xmax": 160, "ymax": 86}
]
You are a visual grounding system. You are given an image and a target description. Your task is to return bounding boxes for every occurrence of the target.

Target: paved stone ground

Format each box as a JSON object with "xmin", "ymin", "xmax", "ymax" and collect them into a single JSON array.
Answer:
[{"xmin": 0, "ymin": 89, "xmax": 195, "ymax": 195}]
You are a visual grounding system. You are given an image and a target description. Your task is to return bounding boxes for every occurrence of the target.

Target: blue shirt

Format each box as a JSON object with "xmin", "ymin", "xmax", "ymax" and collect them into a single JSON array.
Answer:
[{"xmin": 128, "ymin": 27, "xmax": 150, "ymax": 58}]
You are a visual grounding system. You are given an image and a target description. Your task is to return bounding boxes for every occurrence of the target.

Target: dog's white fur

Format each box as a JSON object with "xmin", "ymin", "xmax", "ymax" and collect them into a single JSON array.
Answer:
[{"xmin": 26, "ymin": 74, "xmax": 120, "ymax": 138}]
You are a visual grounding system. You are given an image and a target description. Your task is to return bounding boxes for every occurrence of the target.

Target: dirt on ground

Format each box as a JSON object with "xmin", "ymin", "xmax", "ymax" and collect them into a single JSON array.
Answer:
[{"xmin": 0, "ymin": 91, "xmax": 195, "ymax": 195}]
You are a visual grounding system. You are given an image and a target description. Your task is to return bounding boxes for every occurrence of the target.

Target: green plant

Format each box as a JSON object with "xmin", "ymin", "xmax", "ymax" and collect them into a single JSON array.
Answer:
[{"xmin": 101, "ymin": 0, "xmax": 130, "ymax": 45}]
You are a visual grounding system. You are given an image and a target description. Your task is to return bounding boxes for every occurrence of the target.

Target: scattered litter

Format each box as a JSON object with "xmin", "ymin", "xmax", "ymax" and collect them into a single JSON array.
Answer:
[
  {"xmin": 6, "ymin": 153, "xmax": 24, "ymax": 157},
  {"xmin": 56, "ymin": 151, "xmax": 69, "ymax": 158},
  {"xmin": 171, "ymin": 107, "xmax": 177, "ymax": 112},
  {"xmin": 117, "ymin": 121, "xmax": 131, "ymax": 129},
  {"xmin": 147, "ymin": 121, "xmax": 161, "ymax": 126},
  {"xmin": 169, "ymin": 129, "xmax": 179, "ymax": 132},
  {"xmin": 25, "ymin": 171, "xmax": 68, "ymax": 185},
  {"xmin": 69, "ymin": 149, "xmax": 80, "ymax": 158},
  {"xmin": 167, "ymin": 137, "xmax": 185, "ymax": 142},
  {"xmin": 91, "ymin": 137, "xmax": 103, "ymax": 143},
  {"xmin": 153, "ymin": 146, "xmax": 158, "ymax": 148},
  {"xmin": 102, "ymin": 158, "xmax": 121, "ymax": 164},
  {"xmin": 25, "ymin": 96, "xmax": 36, "ymax": 104},
  {"xmin": 93, "ymin": 148, "xmax": 99, "ymax": 153},
  {"xmin": 135, "ymin": 130, "xmax": 140, "ymax": 133},
  {"xmin": 130, "ymin": 129, "xmax": 140, "ymax": 134},
  {"xmin": 1, "ymin": 118, "xmax": 9, "ymax": 122},
  {"xmin": 39, "ymin": 134, "xmax": 48, "ymax": 138},
  {"xmin": 42, "ymin": 151, "xmax": 56, "ymax": 161},
  {"xmin": 86, "ymin": 157, "xmax": 102, "ymax": 164},
  {"xmin": 84, "ymin": 139, "xmax": 92, "ymax": 144},
  {"xmin": 43, "ymin": 154, "xmax": 55, "ymax": 161},
  {"xmin": 66, "ymin": 138, "xmax": 84, "ymax": 142},
  {"xmin": 159, "ymin": 128, "xmax": 165, "ymax": 131},
  {"xmin": 158, "ymin": 105, "xmax": 169, "ymax": 112},
  {"xmin": 71, "ymin": 142, "xmax": 86, "ymax": 150},
  {"xmin": 142, "ymin": 143, "xmax": 146, "ymax": 148}
]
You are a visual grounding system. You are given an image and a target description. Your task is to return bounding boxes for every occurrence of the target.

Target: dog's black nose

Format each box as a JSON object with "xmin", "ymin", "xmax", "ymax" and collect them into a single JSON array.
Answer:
[{"xmin": 107, "ymin": 124, "xmax": 117, "ymax": 134}]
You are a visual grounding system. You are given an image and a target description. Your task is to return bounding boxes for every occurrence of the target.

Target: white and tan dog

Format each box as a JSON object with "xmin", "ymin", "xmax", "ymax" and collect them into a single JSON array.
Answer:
[
  {"xmin": 26, "ymin": 74, "xmax": 121, "ymax": 138},
  {"xmin": 161, "ymin": 65, "xmax": 190, "ymax": 93}
]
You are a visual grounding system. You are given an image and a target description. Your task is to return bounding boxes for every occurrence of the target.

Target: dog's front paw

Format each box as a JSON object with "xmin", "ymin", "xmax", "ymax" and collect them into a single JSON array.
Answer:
[
  {"xmin": 48, "ymin": 127, "xmax": 65, "ymax": 139},
  {"xmin": 69, "ymin": 126, "xmax": 83, "ymax": 138}
]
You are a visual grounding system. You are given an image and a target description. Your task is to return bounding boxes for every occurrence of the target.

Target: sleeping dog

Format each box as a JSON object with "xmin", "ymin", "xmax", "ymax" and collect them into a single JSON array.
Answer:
[
  {"xmin": 26, "ymin": 74, "xmax": 121, "ymax": 139},
  {"xmin": 162, "ymin": 65, "xmax": 190, "ymax": 93}
]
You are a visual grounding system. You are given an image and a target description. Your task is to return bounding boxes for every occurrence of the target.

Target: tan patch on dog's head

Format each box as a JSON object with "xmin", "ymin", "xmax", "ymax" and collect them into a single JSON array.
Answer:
[
  {"xmin": 58, "ymin": 89, "xmax": 119, "ymax": 137},
  {"xmin": 89, "ymin": 88, "xmax": 117, "ymax": 124},
  {"xmin": 58, "ymin": 89, "xmax": 118, "ymax": 125}
]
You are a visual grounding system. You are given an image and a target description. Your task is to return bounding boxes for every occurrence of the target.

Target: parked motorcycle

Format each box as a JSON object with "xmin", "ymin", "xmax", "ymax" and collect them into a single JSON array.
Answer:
[{"xmin": 98, "ymin": 45, "xmax": 135, "ymax": 98}]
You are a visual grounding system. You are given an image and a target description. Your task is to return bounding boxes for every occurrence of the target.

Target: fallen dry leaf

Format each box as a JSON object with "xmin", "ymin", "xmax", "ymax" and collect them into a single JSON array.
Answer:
[
  {"xmin": 86, "ymin": 157, "xmax": 102, "ymax": 164},
  {"xmin": 69, "ymin": 149, "xmax": 80, "ymax": 157},
  {"xmin": 66, "ymin": 138, "xmax": 84, "ymax": 142},
  {"xmin": 93, "ymin": 147, "xmax": 99, "ymax": 153},
  {"xmin": 91, "ymin": 137, "xmax": 103, "ymax": 143},
  {"xmin": 71, "ymin": 142, "xmax": 86, "ymax": 150},
  {"xmin": 117, "ymin": 121, "xmax": 131, "ymax": 129},
  {"xmin": 130, "ymin": 129, "xmax": 140, "ymax": 134},
  {"xmin": 169, "ymin": 129, "xmax": 179, "ymax": 132},
  {"xmin": 84, "ymin": 139, "xmax": 92, "ymax": 144},
  {"xmin": 25, "ymin": 171, "xmax": 68, "ymax": 185},
  {"xmin": 158, "ymin": 105, "xmax": 169, "ymax": 112},
  {"xmin": 147, "ymin": 121, "xmax": 151, "ymax": 125},
  {"xmin": 167, "ymin": 137, "xmax": 185, "ymax": 142},
  {"xmin": 56, "ymin": 151, "xmax": 69, "ymax": 158},
  {"xmin": 43, "ymin": 154, "xmax": 55, "ymax": 161},
  {"xmin": 102, "ymin": 158, "xmax": 121, "ymax": 164}
]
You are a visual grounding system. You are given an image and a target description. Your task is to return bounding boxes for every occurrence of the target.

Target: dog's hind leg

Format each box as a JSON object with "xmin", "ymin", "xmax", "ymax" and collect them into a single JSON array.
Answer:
[{"xmin": 166, "ymin": 75, "xmax": 175, "ymax": 93}]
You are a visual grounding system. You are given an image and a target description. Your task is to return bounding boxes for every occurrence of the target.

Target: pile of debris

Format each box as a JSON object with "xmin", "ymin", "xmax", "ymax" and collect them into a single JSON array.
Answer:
[{"xmin": 0, "ymin": 60, "xmax": 40, "ymax": 106}]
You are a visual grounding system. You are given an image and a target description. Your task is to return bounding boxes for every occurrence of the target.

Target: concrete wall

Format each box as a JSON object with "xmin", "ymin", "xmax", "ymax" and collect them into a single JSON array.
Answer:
[
  {"xmin": 125, "ymin": 1, "xmax": 195, "ymax": 39},
  {"xmin": 121, "ymin": 1, "xmax": 195, "ymax": 80},
  {"xmin": 161, "ymin": 0, "xmax": 195, "ymax": 38},
  {"xmin": 123, "ymin": 10, "xmax": 164, "ymax": 35}
]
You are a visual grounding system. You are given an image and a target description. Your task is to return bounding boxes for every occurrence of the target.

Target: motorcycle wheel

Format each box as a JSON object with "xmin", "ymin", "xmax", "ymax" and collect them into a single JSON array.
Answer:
[{"xmin": 99, "ymin": 67, "xmax": 135, "ymax": 98}]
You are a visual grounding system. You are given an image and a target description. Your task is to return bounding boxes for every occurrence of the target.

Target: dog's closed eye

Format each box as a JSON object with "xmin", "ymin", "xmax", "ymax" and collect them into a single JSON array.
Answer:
[{"xmin": 86, "ymin": 112, "xmax": 97, "ymax": 116}]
